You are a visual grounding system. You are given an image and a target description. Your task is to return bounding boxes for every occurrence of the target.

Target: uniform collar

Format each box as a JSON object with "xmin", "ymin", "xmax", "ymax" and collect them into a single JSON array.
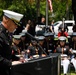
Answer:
[{"xmin": 0, "ymin": 23, "xmax": 13, "ymax": 35}]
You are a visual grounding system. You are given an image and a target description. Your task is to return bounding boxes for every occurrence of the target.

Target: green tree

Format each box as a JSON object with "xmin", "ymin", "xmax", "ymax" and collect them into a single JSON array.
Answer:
[{"xmin": 0, "ymin": 0, "xmax": 73, "ymax": 22}]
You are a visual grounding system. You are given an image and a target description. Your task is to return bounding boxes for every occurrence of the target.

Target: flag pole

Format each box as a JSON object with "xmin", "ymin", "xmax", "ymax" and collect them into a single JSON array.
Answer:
[{"xmin": 46, "ymin": 0, "xmax": 48, "ymax": 27}]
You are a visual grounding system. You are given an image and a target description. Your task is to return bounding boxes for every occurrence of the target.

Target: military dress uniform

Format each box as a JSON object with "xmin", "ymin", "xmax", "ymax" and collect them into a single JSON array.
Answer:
[
  {"xmin": 56, "ymin": 46, "xmax": 70, "ymax": 55},
  {"xmin": 43, "ymin": 32, "xmax": 55, "ymax": 54},
  {"xmin": 27, "ymin": 41, "xmax": 37, "ymax": 57},
  {"xmin": 0, "ymin": 24, "xmax": 12, "ymax": 75},
  {"xmin": 55, "ymin": 36, "xmax": 71, "ymax": 75},
  {"xmin": 35, "ymin": 36, "xmax": 47, "ymax": 56},
  {"xmin": 70, "ymin": 32, "xmax": 76, "ymax": 50},
  {"xmin": 12, "ymin": 35, "xmax": 22, "ymax": 61},
  {"xmin": 19, "ymin": 31, "xmax": 28, "ymax": 50},
  {"xmin": 70, "ymin": 32, "xmax": 76, "ymax": 72},
  {"xmin": 0, "ymin": 10, "xmax": 23, "ymax": 75}
]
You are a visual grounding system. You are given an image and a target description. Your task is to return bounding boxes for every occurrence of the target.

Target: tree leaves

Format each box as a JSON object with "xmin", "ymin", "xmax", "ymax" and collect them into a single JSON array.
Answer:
[{"xmin": 0, "ymin": 0, "xmax": 73, "ymax": 22}]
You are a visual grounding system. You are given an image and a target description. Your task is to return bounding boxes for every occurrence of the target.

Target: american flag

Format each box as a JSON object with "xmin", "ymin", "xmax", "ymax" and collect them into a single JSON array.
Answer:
[{"xmin": 48, "ymin": 0, "xmax": 53, "ymax": 12}]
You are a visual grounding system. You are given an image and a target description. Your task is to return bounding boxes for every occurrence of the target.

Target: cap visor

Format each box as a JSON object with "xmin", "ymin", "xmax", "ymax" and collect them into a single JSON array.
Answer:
[{"xmin": 12, "ymin": 20, "xmax": 21, "ymax": 26}]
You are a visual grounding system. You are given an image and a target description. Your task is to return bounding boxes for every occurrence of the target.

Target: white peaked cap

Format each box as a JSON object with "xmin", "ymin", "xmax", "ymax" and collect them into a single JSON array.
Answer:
[
  {"xmin": 58, "ymin": 36, "xmax": 66, "ymax": 41},
  {"xmin": 22, "ymin": 29, "xmax": 27, "ymax": 33},
  {"xmin": 3, "ymin": 10, "xmax": 23, "ymax": 22},
  {"xmin": 3, "ymin": 10, "xmax": 23, "ymax": 26}
]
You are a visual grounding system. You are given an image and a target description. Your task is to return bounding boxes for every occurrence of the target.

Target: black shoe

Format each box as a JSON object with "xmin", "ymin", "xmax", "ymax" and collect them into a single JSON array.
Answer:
[{"xmin": 64, "ymin": 74, "xmax": 66, "ymax": 75}]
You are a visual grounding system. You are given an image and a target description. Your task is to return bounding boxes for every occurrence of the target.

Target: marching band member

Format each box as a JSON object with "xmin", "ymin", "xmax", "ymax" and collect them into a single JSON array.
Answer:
[
  {"xmin": 55, "ymin": 36, "xmax": 72, "ymax": 75},
  {"xmin": 70, "ymin": 32, "xmax": 76, "ymax": 72}
]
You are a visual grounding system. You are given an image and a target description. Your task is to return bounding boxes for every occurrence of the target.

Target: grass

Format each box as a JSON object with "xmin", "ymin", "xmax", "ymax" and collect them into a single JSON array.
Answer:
[
  {"xmin": 61, "ymin": 72, "xmax": 76, "ymax": 75},
  {"xmin": 60, "ymin": 64, "xmax": 76, "ymax": 75},
  {"xmin": 61, "ymin": 71, "xmax": 76, "ymax": 75}
]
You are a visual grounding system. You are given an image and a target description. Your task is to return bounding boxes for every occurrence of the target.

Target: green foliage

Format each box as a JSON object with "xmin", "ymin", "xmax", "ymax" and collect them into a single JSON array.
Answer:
[
  {"xmin": 55, "ymin": 2, "xmax": 66, "ymax": 20},
  {"xmin": 52, "ymin": 0, "xmax": 72, "ymax": 21},
  {"xmin": 40, "ymin": 1, "xmax": 46, "ymax": 16},
  {"xmin": 0, "ymin": 0, "xmax": 73, "ymax": 22}
]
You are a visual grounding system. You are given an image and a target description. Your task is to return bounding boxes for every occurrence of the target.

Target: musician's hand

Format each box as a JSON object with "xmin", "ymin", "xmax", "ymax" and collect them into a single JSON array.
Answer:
[
  {"xmin": 42, "ymin": 54, "xmax": 46, "ymax": 57},
  {"xmin": 12, "ymin": 61, "xmax": 22, "ymax": 65}
]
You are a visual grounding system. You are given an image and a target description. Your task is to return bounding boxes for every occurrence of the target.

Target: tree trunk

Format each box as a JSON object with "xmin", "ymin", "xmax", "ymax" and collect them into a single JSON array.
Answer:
[
  {"xmin": 36, "ymin": 0, "xmax": 40, "ymax": 21},
  {"xmin": 66, "ymin": 0, "xmax": 69, "ymax": 20}
]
